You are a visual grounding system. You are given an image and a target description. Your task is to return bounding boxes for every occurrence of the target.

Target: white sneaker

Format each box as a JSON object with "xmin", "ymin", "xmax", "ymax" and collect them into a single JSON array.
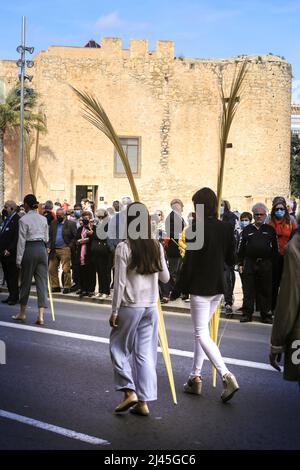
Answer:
[
  {"xmin": 100, "ymin": 294, "xmax": 108, "ymax": 299},
  {"xmin": 221, "ymin": 373, "xmax": 239, "ymax": 403}
]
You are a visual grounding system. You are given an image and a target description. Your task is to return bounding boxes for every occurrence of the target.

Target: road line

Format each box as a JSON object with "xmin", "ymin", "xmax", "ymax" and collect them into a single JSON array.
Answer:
[
  {"xmin": 0, "ymin": 409, "xmax": 110, "ymax": 446},
  {"xmin": 0, "ymin": 321, "xmax": 109, "ymax": 343},
  {"xmin": 0, "ymin": 321, "xmax": 274, "ymax": 372}
]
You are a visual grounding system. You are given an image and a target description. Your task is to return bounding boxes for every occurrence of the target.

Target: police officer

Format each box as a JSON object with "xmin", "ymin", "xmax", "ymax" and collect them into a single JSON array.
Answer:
[{"xmin": 238, "ymin": 203, "xmax": 278, "ymax": 324}]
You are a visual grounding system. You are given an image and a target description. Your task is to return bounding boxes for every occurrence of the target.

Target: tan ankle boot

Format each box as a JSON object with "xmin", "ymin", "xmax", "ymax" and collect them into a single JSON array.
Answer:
[
  {"xmin": 183, "ymin": 376, "xmax": 202, "ymax": 395},
  {"xmin": 221, "ymin": 373, "xmax": 239, "ymax": 402}
]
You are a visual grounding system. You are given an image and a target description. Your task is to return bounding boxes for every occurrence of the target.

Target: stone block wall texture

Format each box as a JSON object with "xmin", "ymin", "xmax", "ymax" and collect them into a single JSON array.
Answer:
[{"xmin": 0, "ymin": 38, "xmax": 291, "ymax": 215}]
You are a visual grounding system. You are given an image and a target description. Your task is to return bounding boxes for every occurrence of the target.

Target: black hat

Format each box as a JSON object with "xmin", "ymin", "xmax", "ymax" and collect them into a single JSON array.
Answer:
[
  {"xmin": 24, "ymin": 194, "xmax": 39, "ymax": 209},
  {"xmin": 272, "ymin": 196, "xmax": 286, "ymax": 208}
]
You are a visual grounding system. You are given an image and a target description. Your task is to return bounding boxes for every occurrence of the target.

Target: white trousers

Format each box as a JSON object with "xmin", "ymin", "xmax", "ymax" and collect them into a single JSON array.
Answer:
[
  {"xmin": 190, "ymin": 294, "xmax": 230, "ymax": 379},
  {"xmin": 109, "ymin": 306, "xmax": 158, "ymax": 402}
]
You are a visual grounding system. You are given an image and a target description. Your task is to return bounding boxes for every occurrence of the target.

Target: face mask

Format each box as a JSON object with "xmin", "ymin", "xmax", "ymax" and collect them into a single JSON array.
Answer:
[
  {"xmin": 240, "ymin": 220, "xmax": 250, "ymax": 229},
  {"xmin": 220, "ymin": 206, "xmax": 224, "ymax": 216},
  {"xmin": 57, "ymin": 216, "xmax": 64, "ymax": 223},
  {"xmin": 2, "ymin": 209, "xmax": 8, "ymax": 218},
  {"xmin": 275, "ymin": 209, "xmax": 285, "ymax": 218},
  {"xmin": 83, "ymin": 219, "xmax": 90, "ymax": 226},
  {"xmin": 74, "ymin": 210, "xmax": 81, "ymax": 218}
]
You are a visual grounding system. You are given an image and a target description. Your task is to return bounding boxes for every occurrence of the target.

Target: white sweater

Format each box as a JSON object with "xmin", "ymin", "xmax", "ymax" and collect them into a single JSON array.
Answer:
[{"xmin": 112, "ymin": 240, "xmax": 170, "ymax": 313}]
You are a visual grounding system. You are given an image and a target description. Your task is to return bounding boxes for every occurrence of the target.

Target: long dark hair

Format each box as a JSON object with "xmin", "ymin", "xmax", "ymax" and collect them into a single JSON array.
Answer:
[
  {"xmin": 192, "ymin": 187, "xmax": 218, "ymax": 219},
  {"xmin": 222, "ymin": 199, "xmax": 231, "ymax": 213},
  {"xmin": 126, "ymin": 202, "xmax": 163, "ymax": 275},
  {"xmin": 270, "ymin": 205, "xmax": 291, "ymax": 224}
]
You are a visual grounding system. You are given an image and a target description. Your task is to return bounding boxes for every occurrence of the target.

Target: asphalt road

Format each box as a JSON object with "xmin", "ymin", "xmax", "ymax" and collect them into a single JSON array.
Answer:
[{"xmin": 0, "ymin": 294, "xmax": 299, "ymax": 451}]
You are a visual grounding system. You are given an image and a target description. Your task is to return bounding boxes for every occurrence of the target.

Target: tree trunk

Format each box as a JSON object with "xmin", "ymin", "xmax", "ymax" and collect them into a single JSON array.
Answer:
[{"xmin": 0, "ymin": 129, "xmax": 5, "ymax": 208}]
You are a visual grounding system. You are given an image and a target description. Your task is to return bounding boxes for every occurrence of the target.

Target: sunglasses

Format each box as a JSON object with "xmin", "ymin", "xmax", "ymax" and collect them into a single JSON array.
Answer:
[
  {"xmin": 275, "ymin": 207, "xmax": 285, "ymax": 211},
  {"xmin": 254, "ymin": 213, "xmax": 265, "ymax": 216}
]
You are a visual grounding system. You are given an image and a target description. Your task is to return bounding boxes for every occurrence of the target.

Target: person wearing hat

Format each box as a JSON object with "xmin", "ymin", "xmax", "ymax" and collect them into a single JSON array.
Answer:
[
  {"xmin": 12, "ymin": 194, "xmax": 49, "ymax": 325},
  {"xmin": 165, "ymin": 198, "xmax": 186, "ymax": 296},
  {"xmin": 268, "ymin": 196, "xmax": 297, "ymax": 312}
]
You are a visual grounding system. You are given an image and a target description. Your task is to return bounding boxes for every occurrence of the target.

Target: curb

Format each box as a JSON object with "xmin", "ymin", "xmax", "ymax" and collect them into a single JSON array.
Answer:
[{"xmin": 0, "ymin": 287, "xmax": 262, "ymax": 321}]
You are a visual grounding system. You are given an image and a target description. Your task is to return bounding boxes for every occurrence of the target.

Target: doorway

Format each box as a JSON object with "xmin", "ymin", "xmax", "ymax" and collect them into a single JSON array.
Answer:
[{"xmin": 75, "ymin": 185, "xmax": 98, "ymax": 205}]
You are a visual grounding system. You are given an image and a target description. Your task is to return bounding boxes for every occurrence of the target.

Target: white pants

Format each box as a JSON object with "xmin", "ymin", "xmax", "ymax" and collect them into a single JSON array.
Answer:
[{"xmin": 190, "ymin": 294, "xmax": 230, "ymax": 379}]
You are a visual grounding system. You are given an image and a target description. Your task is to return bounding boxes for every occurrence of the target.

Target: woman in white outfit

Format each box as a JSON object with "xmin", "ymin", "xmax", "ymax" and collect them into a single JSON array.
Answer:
[
  {"xmin": 109, "ymin": 202, "xmax": 170, "ymax": 416},
  {"xmin": 171, "ymin": 187, "xmax": 239, "ymax": 402}
]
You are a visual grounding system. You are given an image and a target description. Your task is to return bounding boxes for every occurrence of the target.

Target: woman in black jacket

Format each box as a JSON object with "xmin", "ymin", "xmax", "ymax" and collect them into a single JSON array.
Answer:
[
  {"xmin": 171, "ymin": 188, "xmax": 239, "ymax": 402},
  {"xmin": 91, "ymin": 209, "xmax": 113, "ymax": 299},
  {"xmin": 75, "ymin": 211, "xmax": 96, "ymax": 297}
]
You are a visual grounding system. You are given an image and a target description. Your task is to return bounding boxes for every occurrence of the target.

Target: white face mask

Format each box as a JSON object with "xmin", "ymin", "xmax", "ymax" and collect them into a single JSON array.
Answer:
[
  {"xmin": 240, "ymin": 220, "xmax": 250, "ymax": 229},
  {"xmin": 220, "ymin": 206, "xmax": 224, "ymax": 216}
]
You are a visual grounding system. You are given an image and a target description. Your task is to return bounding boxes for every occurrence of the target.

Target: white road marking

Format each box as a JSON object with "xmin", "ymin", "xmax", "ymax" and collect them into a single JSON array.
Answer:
[
  {"xmin": 0, "ymin": 409, "xmax": 110, "ymax": 446},
  {"xmin": 0, "ymin": 321, "xmax": 274, "ymax": 372}
]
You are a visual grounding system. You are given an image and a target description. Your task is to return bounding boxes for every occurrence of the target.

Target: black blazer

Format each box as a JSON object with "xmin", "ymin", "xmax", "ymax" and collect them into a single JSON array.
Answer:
[
  {"xmin": 0, "ymin": 212, "xmax": 19, "ymax": 259},
  {"xmin": 165, "ymin": 211, "xmax": 185, "ymax": 258},
  {"xmin": 49, "ymin": 219, "xmax": 77, "ymax": 251},
  {"xmin": 75, "ymin": 225, "xmax": 93, "ymax": 263},
  {"xmin": 173, "ymin": 217, "xmax": 235, "ymax": 296}
]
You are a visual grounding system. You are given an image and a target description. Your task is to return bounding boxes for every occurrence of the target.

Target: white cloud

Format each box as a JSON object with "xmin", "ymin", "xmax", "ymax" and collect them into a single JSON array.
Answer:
[
  {"xmin": 95, "ymin": 11, "xmax": 147, "ymax": 32},
  {"xmin": 95, "ymin": 12, "xmax": 124, "ymax": 29}
]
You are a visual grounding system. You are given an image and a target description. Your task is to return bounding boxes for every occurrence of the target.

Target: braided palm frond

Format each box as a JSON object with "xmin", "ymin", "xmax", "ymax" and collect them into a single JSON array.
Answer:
[
  {"xmin": 71, "ymin": 86, "xmax": 140, "ymax": 202},
  {"xmin": 217, "ymin": 61, "xmax": 248, "ymax": 210}
]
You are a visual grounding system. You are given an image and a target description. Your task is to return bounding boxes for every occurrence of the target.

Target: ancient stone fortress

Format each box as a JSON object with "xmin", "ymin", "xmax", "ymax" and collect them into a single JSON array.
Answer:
[{"xmin": 0, "ymin": 38, "xmax": 291, "ymax": 214}]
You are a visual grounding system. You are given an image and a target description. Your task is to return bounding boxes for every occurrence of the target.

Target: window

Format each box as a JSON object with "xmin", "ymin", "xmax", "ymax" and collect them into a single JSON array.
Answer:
[{"xmin": 114, "ymin": 137, "xmax": 141, "ymax": 177}]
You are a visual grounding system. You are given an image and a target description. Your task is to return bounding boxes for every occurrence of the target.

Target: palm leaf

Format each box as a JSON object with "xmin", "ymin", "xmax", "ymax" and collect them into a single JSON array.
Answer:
[
  {"xmin": 72, "ymin": 86, "xmax": 177, "ymax": 404},
  {"xmin": 24, "ymin": 110, "xmax": 47, "ymax": 195},
  {"xmin": 217, "ymin": 61, "xmax": 248, "ymax": 211},
  {"xmin": 211, "ymin": 61, "xmax": 248, "ymax": 387},
  {"xmin": 71, "ymin": 86, "xmax": 140, "ymax": 202}
]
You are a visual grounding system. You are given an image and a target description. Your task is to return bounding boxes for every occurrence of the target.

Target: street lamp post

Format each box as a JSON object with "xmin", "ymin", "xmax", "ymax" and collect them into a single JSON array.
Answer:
[{"xmin": 16, "ymin": 16, "xmax": 34, "ymax": 202}]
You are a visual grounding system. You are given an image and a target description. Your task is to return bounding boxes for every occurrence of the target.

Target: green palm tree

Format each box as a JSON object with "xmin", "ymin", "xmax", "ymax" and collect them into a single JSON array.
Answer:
[{"xmin": 0, "ymin": 85, "xmax": 46, "ymax": 205}]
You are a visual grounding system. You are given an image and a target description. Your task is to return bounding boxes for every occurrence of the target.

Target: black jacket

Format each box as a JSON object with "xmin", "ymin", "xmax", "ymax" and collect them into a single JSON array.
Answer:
[
  {"xmin": 173, "ymin": 217, "xmax": 235, "ymax": 296},
  {"xmin": 165, "ymin": 211, "xmax": 185, "ymax": 258},
  {"xmin": 0, "ymin": 212, "xmax": 19, "ymax": 259},
  {"xmin": 49, "ymin": 219, "xmax": 77, "ymax": 251},
  {"xmin": 75, "ymin": 225, "xmax": 94, "ymax": 263},
  {"xmin": 222, "ymin": 210, "xmax": 238, "ymax": 229},
  {"xmin": 238, "ymin": 223, "xmax": 278, "ymax": 263}
]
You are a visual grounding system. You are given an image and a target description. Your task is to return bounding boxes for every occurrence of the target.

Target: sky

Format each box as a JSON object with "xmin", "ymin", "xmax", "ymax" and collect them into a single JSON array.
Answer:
[{"xmin": 0, "ymin": 0, "xmax": 299, "ymax": 101}]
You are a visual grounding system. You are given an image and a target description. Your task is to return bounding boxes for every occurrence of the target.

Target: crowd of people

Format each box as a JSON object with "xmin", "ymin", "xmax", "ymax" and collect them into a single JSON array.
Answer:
[
  {"xmin": 0, "ymin": 193, "xmax": 299, "ymax": 319},
  {"xmin": 0, "ymin": 190, "xmax": 299, "ymax": 414}
]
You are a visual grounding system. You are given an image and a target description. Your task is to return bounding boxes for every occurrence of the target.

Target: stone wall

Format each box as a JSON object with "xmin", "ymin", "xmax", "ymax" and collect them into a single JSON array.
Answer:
[{"xmin": 1, "ymin": 38, "xmax": 291, "ymax": 215}]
